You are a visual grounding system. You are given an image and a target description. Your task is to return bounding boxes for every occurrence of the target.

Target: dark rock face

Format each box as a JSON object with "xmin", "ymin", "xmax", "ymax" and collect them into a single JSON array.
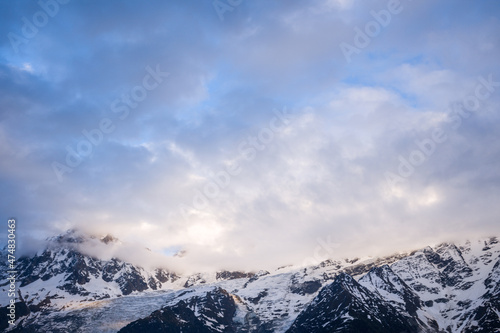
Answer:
[
  {"xmin": 101, "ymin": 234, "xmax": 118, "ymax": 244},
  {"xmin": 115, "ymin": 267, "xmax": 149, "ymax": 295},
  {"xmin": 184, "ymin": 273, "xmax": 207, "ymax": 288},
  {"xmin": 119, "ymin": 287, "xmax": 237, "ymax": 333},
  {"xmin": 462, "ymin": 301, "xmax": 500, "ymax": 333},
  {"xmin": 286, "ymin": 273, "xmax": 420, "ymax": 333},
  {"xmin": 15, "ymin": 246, "xmax": 174, "ymax": 297},
  {"xmin": 242, "ymin": 270, "xmax": 270, "ymax": 288},
  {"xmin": 318, "ymin": 252, "xmax": 410, "ymax": 280},
  {"xmin": 289, "ymin": 280, "xmax": 322, "ymax": 295},
  {"xmin": 155, "ymin": 268, "xmax": 178, "ymax": 283},
  {"xmin": 247, "ymin": 290, "xmax": 268, "ymax": 304},
  {"xmin": 17, "ymin": 249, "xmax": 101, "ymax": 293},
  {"xmin": 216, "ymin": 271, "xmax": 255, "ymax": 281},
  {"xmin": 102, "ymin": 258, "xmax": 122, "ymax": 282},
  {"xmin": 460, "ymin": 257, "xmax": 500, "ymax": 333},
  {"xmin": 120, "ymin": 302, "xmax": 211, "ymax": 333},
  {"xmin": 431, "ymin": 244, "xmax": 474, "ymax": 288},
  {"xmin": 359, "ymin": 265, "xmax": 422, "ymax": 316}
]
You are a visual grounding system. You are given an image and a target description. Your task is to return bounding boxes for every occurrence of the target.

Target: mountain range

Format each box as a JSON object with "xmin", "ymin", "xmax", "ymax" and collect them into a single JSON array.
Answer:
[{"xmin": 1, "ymin": 230, "xmax": 499, "ymax": 332}]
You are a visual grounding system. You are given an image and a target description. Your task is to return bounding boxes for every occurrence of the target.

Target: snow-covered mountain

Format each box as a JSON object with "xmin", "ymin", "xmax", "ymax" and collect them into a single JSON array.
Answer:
[
  {"xmin": 286, "ymin": 272, "xmax": 422, "ymax": 333},
  {"xmin": 0, "ymin": 230, "xmax": 179, "ymax": 306},
  {"xmin": 1, "ymin": 231, "xmax": 499, "ymax": 332}
]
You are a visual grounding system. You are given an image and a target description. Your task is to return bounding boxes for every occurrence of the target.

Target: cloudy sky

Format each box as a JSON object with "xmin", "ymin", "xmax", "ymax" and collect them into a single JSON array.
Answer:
[{"xmin": 1, "ymin": 0, "xmax": 499, "ymax": 271}]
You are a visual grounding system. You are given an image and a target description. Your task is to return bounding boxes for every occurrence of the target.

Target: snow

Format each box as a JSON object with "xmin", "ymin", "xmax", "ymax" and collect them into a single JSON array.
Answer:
[{"xmin": 2, "ymin": 236, "xmax": 499, "ymax": 332}]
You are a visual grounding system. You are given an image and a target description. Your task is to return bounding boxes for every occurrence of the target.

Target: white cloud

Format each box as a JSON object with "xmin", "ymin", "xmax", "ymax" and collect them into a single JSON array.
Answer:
[{"xmin": 1, "ymin": 0, "xmax": 499, "ymax": 272}]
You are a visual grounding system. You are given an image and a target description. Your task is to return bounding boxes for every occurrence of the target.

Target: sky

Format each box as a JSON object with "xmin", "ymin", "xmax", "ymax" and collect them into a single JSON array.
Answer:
[{"xmin": 0, "ymin": 0, "xmax": 500, "ymax": 272}]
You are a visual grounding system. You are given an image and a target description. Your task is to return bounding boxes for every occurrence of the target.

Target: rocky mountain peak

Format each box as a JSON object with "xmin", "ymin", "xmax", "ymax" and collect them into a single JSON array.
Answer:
[{"xmin": 2, "ymin": 234, "xmax": 499, "ymax": 332}]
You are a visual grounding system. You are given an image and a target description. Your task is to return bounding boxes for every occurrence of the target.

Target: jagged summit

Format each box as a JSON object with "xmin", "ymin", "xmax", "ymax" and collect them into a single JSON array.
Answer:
[
  {"xmin": 49, "ymin": 228, "xmax": 86, "ymax": 244},
  {"xmin": 286, "ymin": 272, "xmax": 420, "ymax": 333},
  {"xmin": 100, "ymin": 233, "xmax": 119, "ymax": 244},
  {"xmin": 46, "ymin": 228, "xmax": 120, "ymax": 247},
  {"xmin": 0, "ymin": 229, "xmax": 180, "ymax": 323}
]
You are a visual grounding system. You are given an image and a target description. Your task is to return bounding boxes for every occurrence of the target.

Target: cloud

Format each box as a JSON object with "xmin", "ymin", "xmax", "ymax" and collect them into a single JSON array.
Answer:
[{"xmin": 0, "ymin": 0, "xmax": 499, "ymax": 272}]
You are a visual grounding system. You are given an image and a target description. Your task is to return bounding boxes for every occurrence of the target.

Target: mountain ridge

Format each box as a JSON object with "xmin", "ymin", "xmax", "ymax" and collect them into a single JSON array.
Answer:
[{"xmin": 1, "ymin": 231, "xmax": 499, "ymax": 332}]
